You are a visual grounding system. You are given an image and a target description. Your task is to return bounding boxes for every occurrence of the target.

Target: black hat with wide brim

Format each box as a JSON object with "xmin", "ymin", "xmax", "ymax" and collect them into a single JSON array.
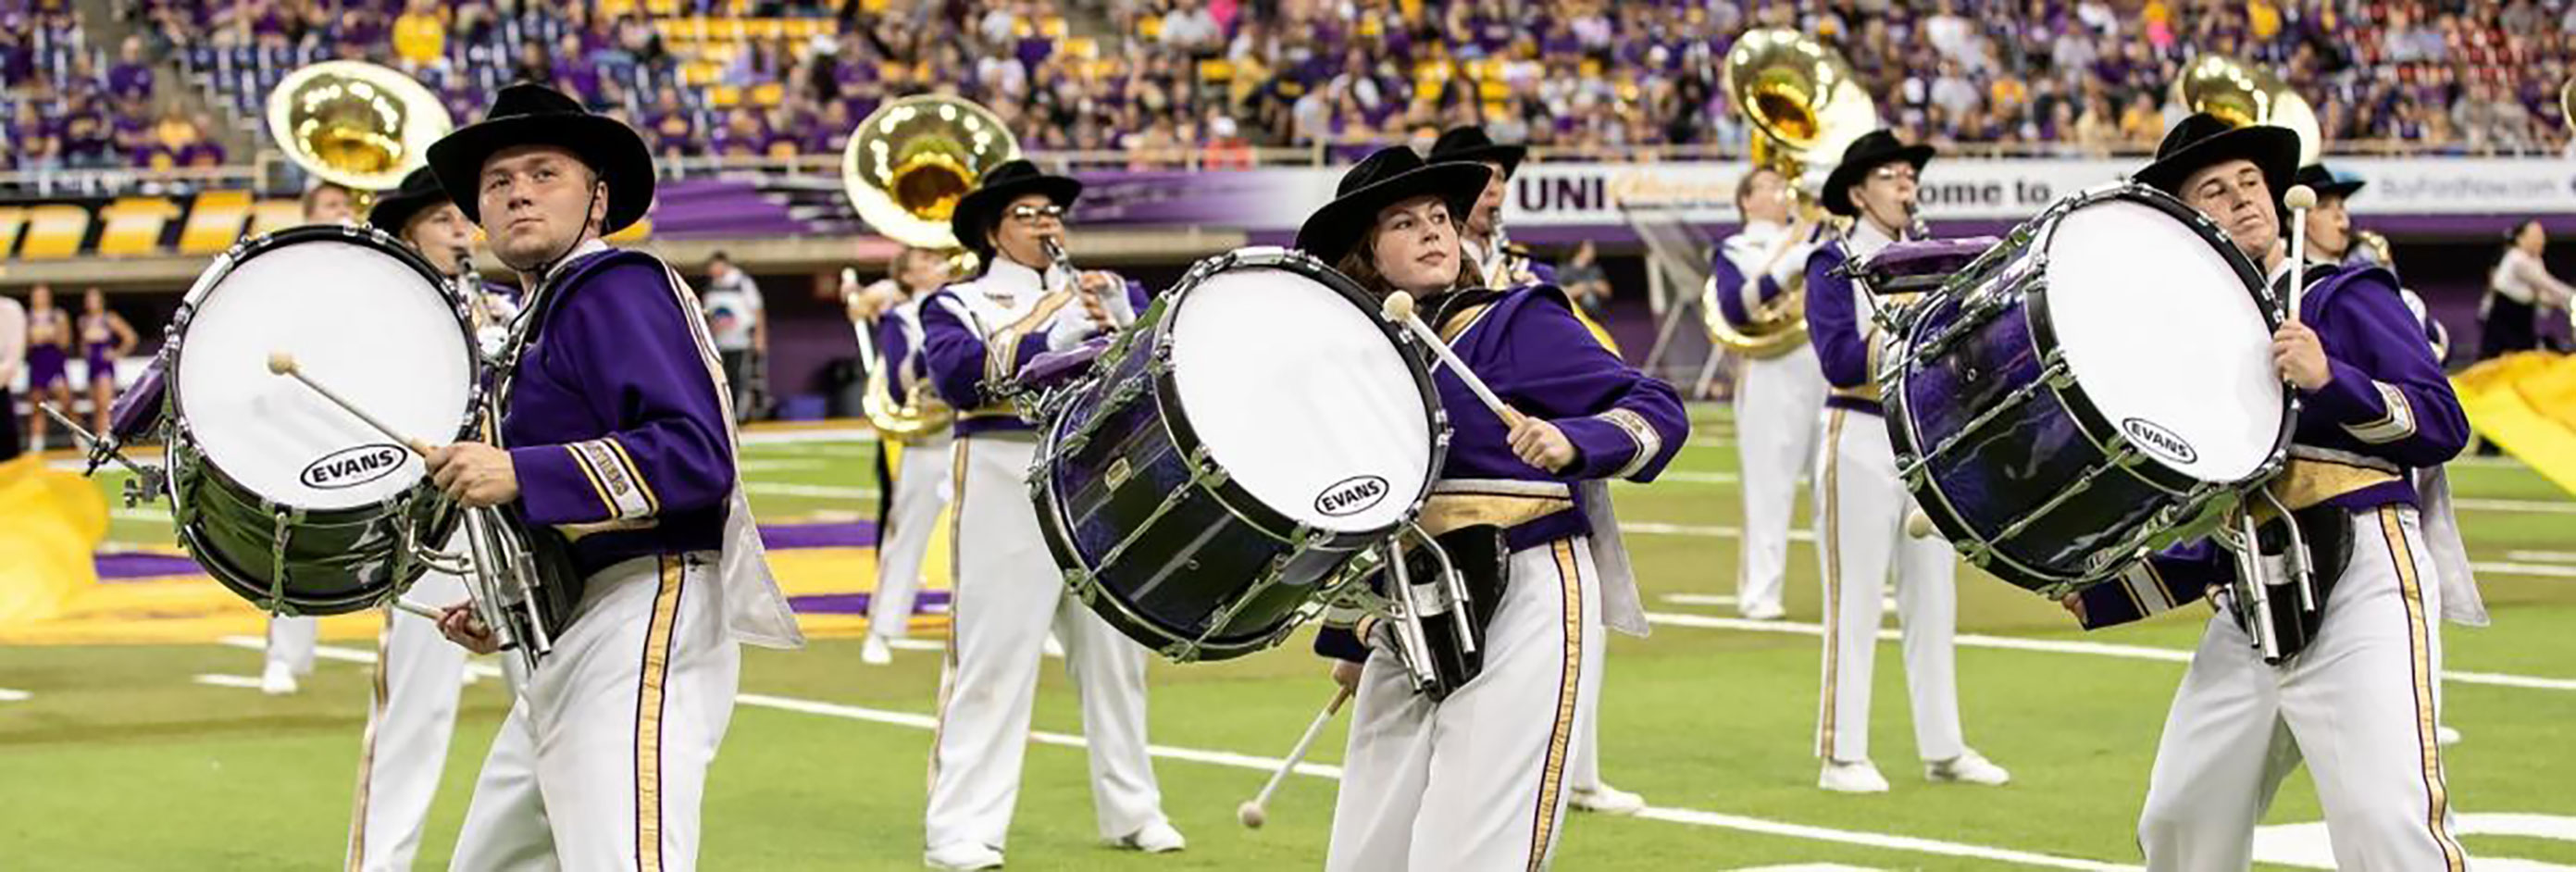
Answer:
[
  {"xmin": 425, "ymin": 82, "xmax": 655, "ymax": 233},
  {"xmin": 1819, "ymin": 130, "xmax": 1935, "ymax": 218},
  {"xmin": 2290, "ymin": 163, "xmax": 2366, "ymax": 201},
  {"xmin": 1295, "ymin": 146, "xmax": 1493, "ymax": 266},
  {"xmin": 948, "ymin": 159, "xmax": 1084, "ymax": 262},
  {"xmin": 1427, "ymin": 125, "xmax": 1526, "ymax": 178},
  {"xmin": 367, "ymin": 166, "xmax": 451, "ymax": 233},
  {"xmin": 2131, "ymin": 112, "xmax": 2299, "ymax": 204}
]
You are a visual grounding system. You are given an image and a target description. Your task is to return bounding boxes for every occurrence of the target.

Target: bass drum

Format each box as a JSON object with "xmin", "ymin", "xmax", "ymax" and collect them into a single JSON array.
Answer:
[
  {"xmin": 164, "ymin": 225, "xmax": 479, "ymax": 615},
  {"xmin": 1031, "ymin": 247, "xmax": 1446, "ymax": 661}
]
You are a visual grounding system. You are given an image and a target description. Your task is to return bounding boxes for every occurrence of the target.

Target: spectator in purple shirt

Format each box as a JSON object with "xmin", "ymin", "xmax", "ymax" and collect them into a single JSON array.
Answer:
[{"xmin": 106, "ymin": 35, "xmax": 153, "ymax": 101}]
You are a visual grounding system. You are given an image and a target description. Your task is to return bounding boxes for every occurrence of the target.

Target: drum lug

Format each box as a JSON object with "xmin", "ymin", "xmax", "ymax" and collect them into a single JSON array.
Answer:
[{"xmin": 1105, "ymin": 457, "xmax": 1133, "ymax": 490}]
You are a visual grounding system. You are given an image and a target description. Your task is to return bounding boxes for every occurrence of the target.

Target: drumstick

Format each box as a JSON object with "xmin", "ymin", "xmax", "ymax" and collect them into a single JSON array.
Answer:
[
  {"xmin": 267, "ymin": 350, "xmax": 434, "ymax": 457},
  {"xmin": 1381, "ymin": 292, "xmax": 1522, "ymax": 426},
  {"xmin": 392, "ymin": 598, "xmax": 443, "ymax": 620},
  {"xmin": 1238, "ymin": 684, "xmax": 1354, "ymax": 829},
  {"xmin": 2282, "ymin": 185, "xmax": 2317, "ymax": 325}
]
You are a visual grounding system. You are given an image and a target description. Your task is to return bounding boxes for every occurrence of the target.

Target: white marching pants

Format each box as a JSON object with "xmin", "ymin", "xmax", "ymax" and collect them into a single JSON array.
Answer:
[
  {"xmin": 868, "ymin": 436, "xmax": 953, "ymax": 641},
  {"xmin": 1813, "ymin": 406, "xmax": 1964, "ymax": 764},
  {"xmin": 269, "ymin": 616, "xmax": 318, "ymax": 675},
  {"xmin": 924, "ymin": 435, "xmax": 1165, "ymax": 853},
  {"xmin": 346, "ymin": 566, "xmax": 529, "ymax": 872},
  {"xmin": 2138, "ymin": 506, "xmax": 2470, "ymax": 872},
  {"xmin": 1734, "ymin": 344, "xmax": 1827, "ymax": 616},
  {"xmin": 1329, "ymin": 538, "xmax": 1602, "ymax": 872},
  {"xmin": 449, "ymin": 553, "xmax": 740, "ymax": 872}
]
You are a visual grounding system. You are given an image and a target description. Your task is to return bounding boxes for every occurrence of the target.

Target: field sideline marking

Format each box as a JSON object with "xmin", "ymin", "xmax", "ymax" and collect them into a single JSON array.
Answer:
[
  {"xmin": 1641, "ymin": 608, "xmax": 2576, "ymax": 691},
  {"xmin": 0, "ymin": 688, "xmax": 29, "ymax": 702},
  {"xmin": 197, "ymin": 641, "xmax": 2138, "ymax": 871}
]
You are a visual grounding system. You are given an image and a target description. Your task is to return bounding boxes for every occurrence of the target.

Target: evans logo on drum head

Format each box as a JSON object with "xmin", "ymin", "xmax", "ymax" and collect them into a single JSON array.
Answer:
[
  {"xmin": 2121, "ymin": 418, "xmax": 2198, "ymax": 466},
  {"xmin": 301, "ymin": 443, "xmax": 409, "ymax": 491},
  {"xmin": 1314, "ymin": 475, "xmax": 1392, "ymax": 517}
]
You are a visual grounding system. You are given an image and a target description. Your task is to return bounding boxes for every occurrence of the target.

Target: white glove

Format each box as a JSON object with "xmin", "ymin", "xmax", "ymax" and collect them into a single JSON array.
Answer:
[
  {"xmin": 1092, "ymin": 275, "xmax": 1138, "ymax": 327},
  {"xmin": 1044, "ymin": 307, "xmax": 1100, "ymax": 351}
]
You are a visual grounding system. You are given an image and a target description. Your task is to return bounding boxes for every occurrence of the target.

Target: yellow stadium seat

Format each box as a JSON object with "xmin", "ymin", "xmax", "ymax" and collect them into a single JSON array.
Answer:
[
  {"xmin": 1138, "ymin": 17, "xmax": 1162, "ymax": 39},
  {"xmin": 1579, "ymin": 57, "xmax": 1602, "ymax": 78},
  {"xmin": 598, "ymin": 0, "xmax": 635, "ymax": 17},
  {"xmin": 1064, "ymin": 37, "xmax": 1099, "ymax": 59},
  {"xmin": 1198, "ymin": 58, "xmax": 1233, "ymax": 82},
  {"xmin": 862, "ymin": 0, "xmax": 889, "ymax": 12},
  {"xmin": 751, "ymin": 81, "xmax": 785, "ymax": 106},
  {"xmin": 1479, "ymin": 79, "xmax": 1508, "ymax": 101},
  {"xmin": 1040, "ymin": 17, "xmax": 1068, "ymax": 39},
  {"xmin": 708, "ymin": 84, "xmax": 741, "ymax": 107}
]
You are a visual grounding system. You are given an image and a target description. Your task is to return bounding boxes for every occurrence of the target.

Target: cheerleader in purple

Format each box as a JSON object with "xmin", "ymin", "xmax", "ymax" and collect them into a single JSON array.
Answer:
[
  {"xmin": 22, "ymin": 284, "xmax": 70, "ymax": 452},
  {"xmin": 78, "ymin": 287, "xmax": 136, "ymax": 436}
]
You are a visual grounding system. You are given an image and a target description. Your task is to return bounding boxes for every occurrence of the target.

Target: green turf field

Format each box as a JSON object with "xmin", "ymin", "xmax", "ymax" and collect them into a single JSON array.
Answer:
[{"xmin": 4, "ymin": 405, "xmax": 2572, "ymax": 870}]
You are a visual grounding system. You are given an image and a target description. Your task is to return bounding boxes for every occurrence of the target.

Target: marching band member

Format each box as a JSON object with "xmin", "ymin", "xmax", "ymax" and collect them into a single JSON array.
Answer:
[
  {"xmin": 1715, "ymin": 165, "xmax": 1825, "ymax": 621},
  {"xmin": 2296, "ymin": 161, "xmax": 2472, "ymax": 747},
  {"xmin": 853, "ymin": 245, "xmax": 954, "ymax": 666},
  {"xmin": 915, "ymin": 159, "xmax": 1178, "ymax": 871},
  {"xmin": 1429, "ymin": 124, "xmax": 1646, "ymax": 816},
  {"xmin": 2069, "ymin": 113, "xmax": 2475, "ymax": 870},
  {"xmin": 419, "ymin": 82, "xmax": 803, "ymax": 870},
  {"xmin": 342, "ymin": 166, "xmax": 525, "ymax": 872},
  {"xmin": 1303, "ymin": 146, "xmax": 1687, "ymax": 870},
  {"xmin": 1802, "ymin": 130, "xmax": 2010, "ymax": 794},
  {"xmin": 262, "ymin": 181, "xmax": 358, "ymax": 695}
]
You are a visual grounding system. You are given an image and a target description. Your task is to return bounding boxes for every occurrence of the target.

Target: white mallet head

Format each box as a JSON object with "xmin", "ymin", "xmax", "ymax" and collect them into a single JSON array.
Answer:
[
  {"xmin": 2284, "ymin": 185, "xmax": 2318, "ymax": 211},
  {"xmin": 1237, "ymin": 800, "xmax": 1266, "ymax": 828},
  {"xmin": 1381, "ymin": 291, "xmax": 1415, "ymax": 322},
  {"xmin": 1905, "ymin": 509, "xmax": 1936, "ymax": 539},
  {"xmin": 266, "ymin": 350, "xmax": 297, "ymax": 376}
]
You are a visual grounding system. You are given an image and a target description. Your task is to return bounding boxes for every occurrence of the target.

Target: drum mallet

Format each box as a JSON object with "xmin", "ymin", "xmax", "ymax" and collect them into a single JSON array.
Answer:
[
  {"xmin": 1238, "ymin": 684, "xmax": 1355, "ymax": 829},
  {"xmin": 1380, "ymin": 292, "xmax": 1522, "ymax": 426},
  {"xmin": 266, "ymin": 351, "xmax": 433, "ymax": 457},
  {"xmin": 2282, "ymin": 184, "xmax": 2317, "ymax": 321}
]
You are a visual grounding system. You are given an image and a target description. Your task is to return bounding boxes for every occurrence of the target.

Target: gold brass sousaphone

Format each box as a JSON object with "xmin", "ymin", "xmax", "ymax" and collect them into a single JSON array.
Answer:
[
  {"xmin": 1711, "ymin": 28, "xmax": 1879, "ymax": 359},
  {"xmin": 840, "ymin": 95, "xmax": 1022, "ymax": 440},
  {"xmin": 265, "ymin": 60, "xmax": 453, "ymax": 210}
]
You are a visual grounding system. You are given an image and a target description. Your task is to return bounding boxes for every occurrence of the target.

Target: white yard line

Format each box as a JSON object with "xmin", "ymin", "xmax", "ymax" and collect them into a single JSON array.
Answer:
[
  {"xmin": 742, "ymin": 482, "xmax": 879, "ymax": 500},
  {"xmin": 738, "ymin": 428, "xmax": 877, "ymax": 445},
  {"xmin": 1642, "ymin": 611, "xmax": 2576, "ymax": 690},
  {"xmin": 2508, "ymin": 551, "xmax": 2576, "ymax": 564},
  {"xmin": 204, "ymin": 638, "xmax": 2134, "ymax": 869},
  {"xmin": 1645, "ymin": 470, "xmax": 1742, "ymax": 485},
  {"xmin": 1626, "ymin": 518, "xmax": 2572, "ymax": 580},
  {"xmin": 0, "ymin": 688, "xmax": 29, "ymax": 702},
  {"xmin": 737, "ymin": 459, "xmax": 831, "ymax": 473},
  {"xmin": 2454, "ymin": 497, "xmax": 2576, "ymax": 515}
]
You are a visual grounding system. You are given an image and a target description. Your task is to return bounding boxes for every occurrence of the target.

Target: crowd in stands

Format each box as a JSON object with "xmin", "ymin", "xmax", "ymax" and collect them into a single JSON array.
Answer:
[{"xmin": 0, "ymin": 0, "xmax": 2570, "ymax": 180}]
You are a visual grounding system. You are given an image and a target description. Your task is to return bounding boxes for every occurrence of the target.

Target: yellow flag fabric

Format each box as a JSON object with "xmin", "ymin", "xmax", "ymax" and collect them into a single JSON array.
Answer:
[
  {"xmin": 0, "ymin": 456, "xmax": 108, "ymax": 625},
  {"xmin": 2453, "ymin": 351, "xmax": 2576, "ymax": 498}
]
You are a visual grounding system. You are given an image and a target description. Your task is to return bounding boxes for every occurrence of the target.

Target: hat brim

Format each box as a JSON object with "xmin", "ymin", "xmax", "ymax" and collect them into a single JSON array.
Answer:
[
  {"xmin": 427, "ymin": 113, "xmax": 656, "ymax": 233},
  {"xmin": 367, "ymin": 186, "xmax": 448, "ymax": 233},
  {"xmin": 1821, "ymin": 143, "xmax": 1935, "ymax": 217},
  {"xmin": 2132, "ymin": 125, "xmax": 2299, "ymax": 206},
  {"xmin": 1295, "ymin": 162, "xmax": 1493, "ymax": 266},
  {"xmin": 1436, "ymin": 143, "xmax": 1526, "ymax": 178},
  {"xmin": 950, "ymin": 174, "xmax": 1084, "ymax": 260}
]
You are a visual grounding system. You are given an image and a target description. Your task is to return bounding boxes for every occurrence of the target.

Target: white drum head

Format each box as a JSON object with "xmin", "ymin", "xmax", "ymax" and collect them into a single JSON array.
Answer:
[
  {"xmin": 1169, "ymin": 266, "xmax": 1435, "ymax": 533},
  {"xmin": 176, "ymin": 238, "xmax": 471, "ymax": 510},
  {"xmin": 2042, "ymin": 198, "xmax": 2284, "ymax": 483}
]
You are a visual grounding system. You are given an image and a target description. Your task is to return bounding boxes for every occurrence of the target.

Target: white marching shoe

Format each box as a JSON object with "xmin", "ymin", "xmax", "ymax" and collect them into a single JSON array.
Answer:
[
  {"xmin": 1818, "ymin": 759, "xmax": 1889, "ymax": 793},
  {"xmin": 861, "ymin": 633, "xmax": 895, "ymax": 666},
  {"xmin": 2437, "ymin": 724, "xmax": 2463, "ymax": 746},
  {"xmin": 1925, "ymin": 750, "xmax": 2011, "ymax": 786},
  {"xmin": 1570, "ymin": 781, "xmax": 1648, "ymax": 815},
  {"xmin": 1117, "ymin": 820, "xmax": 1187, "ymax": 853},
  {"xmin": 1738, "ymin": 602, "xmax": 1787, "ymax": 621},
  {"xmin": 923, "ymin": 842, "xmax": 1003, "ymax": 870},
  {"xmin": 259, "ymin": 661, "xmax": 300, "ymax": 696}
]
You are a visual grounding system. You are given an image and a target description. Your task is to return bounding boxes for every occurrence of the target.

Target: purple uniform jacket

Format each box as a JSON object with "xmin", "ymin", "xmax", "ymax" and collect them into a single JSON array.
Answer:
[
  {"xmin": 2075, "ymin": 264, "xmax": 2469, "ymax": 629},
  {"xmin": 501, "ymin": 248, "xmax": 737, "ymax": 579},
  {"xmin": 1710, "ymin": 246, "xmax": 1786, "ymax": 330},
  {"xmin": 917, "ymin": 259, "xmax": 1151, "ymax": 437},
  {"xmin": 873, "ymin": 307, "xmax": 915, "ymax": 398},
  {"xmin": 1802, "ymin": 238, "xmax": 1882, "ymax": 411},
  {"xmin": 1315, "ymin": 285, "xmax": 1688, "ymax": 662}
]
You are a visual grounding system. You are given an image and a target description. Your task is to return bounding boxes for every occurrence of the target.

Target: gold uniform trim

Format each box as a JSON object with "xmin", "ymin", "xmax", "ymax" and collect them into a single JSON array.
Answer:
[
  {"xmin": 566, "ymin": 442, "xmax": 616, "ymax": 516},
  {"xmin": 1526, "ymin": 540, "xmax": 1584, "ymax": 870},
  {"xmin": 2345, "ymin": 380, "xmax": 2420, "ymax": 444},
  {"xmin": 1437, "ymin": 303, "xmax": 1497, "ymax": 343},
  {"xmin": 983, "ymin": 291, "xmax": 1076, "ymax": 389},
  {"xmin": 2258, "ymin": 457, "xmax": 2403, "ymax": 517},
  {"xmin": 1816, "ymin": 408, "xmax": 1846, "ymax": 758},
  {"xmin": 604, "ymin": 437, "xmax": 661, "ymax": 516},
  {"xmin": 635, "ymin": 556, "xmax": 686, "ymax": 871},
  {"xmin": 2378, "ymin": 508, "xmax": 2468, "ymax": 871},
  {"xmin": 1593, "ymin": 408, "xmax": 1661, "ymax": 479},
  {"xmin": 1419, "ymin": 492, "xmax": 1574, "ymax": 537}
]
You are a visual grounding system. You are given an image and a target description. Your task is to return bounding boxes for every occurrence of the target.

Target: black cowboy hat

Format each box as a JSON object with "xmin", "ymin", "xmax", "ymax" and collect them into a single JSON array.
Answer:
[
  {"xmin": 948, "ymin": 159, "xmax": 1084, "ymax": 261},
  {"xmin": 2290, "ymin": 163, "xmax": 2366, "ymax": 201},
  {"xmin": 425, "ymin": 82, "xmax": 655, "ymax": 233},
  {"xmin": 1294, "ymin": 146, "xmax": 1492, "ymax": 266},
  {"xmin": 1427, "ymin": 125, "xmax": 1526, "ymax": 178},
  {"xmin": 1819, "ymin": 130, "xmax": 1935, "ymax": 218},
  {"xmin": 2131, "ymin": 112, "xmax": 2299, "ymax": 204},
  {"xmin": 367, "ymin": 166, "xmax": 452, "ymax": 233}
]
